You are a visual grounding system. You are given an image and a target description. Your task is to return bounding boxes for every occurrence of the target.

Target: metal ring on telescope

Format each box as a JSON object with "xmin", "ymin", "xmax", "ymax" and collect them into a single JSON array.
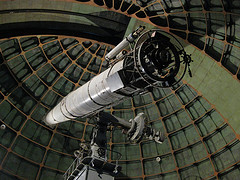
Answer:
[{"xmin": 133, "ymin": 29, "xmax": 188, "ymax": 88}]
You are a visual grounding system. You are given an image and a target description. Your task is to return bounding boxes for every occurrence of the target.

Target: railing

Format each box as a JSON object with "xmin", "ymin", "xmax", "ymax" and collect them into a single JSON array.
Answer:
[
  {"xmin": 63, "ymin": 154, "xmax": 82, "ymax": 180},
  {"xmin": 63, "ymin": 148, "xmax": 122, "ymax": 180}
]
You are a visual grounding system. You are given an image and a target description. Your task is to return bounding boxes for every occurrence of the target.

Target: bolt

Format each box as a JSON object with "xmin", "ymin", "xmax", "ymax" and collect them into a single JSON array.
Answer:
[
  {"xmin": 1, "ymin": 124, "xmax": 6, "ymax": 130},
  {"xmin": 156, "ymin": 156, "xmax": 161, "ymax": 162}
]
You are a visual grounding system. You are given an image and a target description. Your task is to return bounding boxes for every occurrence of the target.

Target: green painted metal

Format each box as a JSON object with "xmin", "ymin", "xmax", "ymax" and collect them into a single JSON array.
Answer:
[{"xmin": 0, "ymin": 0, "xmax": 240, "ymax": 179}]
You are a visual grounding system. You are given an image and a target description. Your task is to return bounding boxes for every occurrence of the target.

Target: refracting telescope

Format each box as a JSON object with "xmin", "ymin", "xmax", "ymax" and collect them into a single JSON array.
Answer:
[
  {"xmin": 46, "ymin": 26, "xmax": 193, "ymax": 179},
  {"xmin": 44, "ymin": 26, "xmax": 192, "ymax": 127}
]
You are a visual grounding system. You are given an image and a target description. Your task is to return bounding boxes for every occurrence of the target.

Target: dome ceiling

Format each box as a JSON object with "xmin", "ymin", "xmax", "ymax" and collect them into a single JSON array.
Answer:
[{"xmin": 0, "ymin": 0, "xmax": 240, "ymax": 180}]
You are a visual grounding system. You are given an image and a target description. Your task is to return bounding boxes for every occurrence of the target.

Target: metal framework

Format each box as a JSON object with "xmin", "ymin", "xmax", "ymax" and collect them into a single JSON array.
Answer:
[
  {"xmin": 0, "ymin": 0, "xmax": 240, "ymax": 179},
  {"xmin": 0, "ymin": 0, "xmax": 239, "ymax": 81},
  {"xmin": 0, "ymin": 34, "xmax": 239, "ymax": 179},
  {"xmin": 64, "ymin": 0, "xmax": 240, "ymax": 81}
]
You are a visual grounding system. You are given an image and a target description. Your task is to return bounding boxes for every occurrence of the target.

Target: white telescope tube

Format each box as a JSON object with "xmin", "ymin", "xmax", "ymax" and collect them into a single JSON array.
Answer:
[
  {"xmin": 44, "ymin": 26, "xmax": 146, "ymax": 126},
  {"xmin": 44, "ymin": 61, "xmax": 125, "ymax": 125}
]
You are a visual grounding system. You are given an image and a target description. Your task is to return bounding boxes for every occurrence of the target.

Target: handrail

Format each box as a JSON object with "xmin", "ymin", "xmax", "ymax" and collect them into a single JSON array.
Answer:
[
  {"xmin": 63, "ymin": 153, "xmax": 82, "ymax": 180},
  {"xmin": 63, "ymin": 147, "xmax": 122, "ymax": 180}
]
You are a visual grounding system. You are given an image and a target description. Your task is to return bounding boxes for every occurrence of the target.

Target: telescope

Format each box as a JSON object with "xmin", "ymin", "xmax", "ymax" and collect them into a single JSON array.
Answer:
[
  {"xmin": 45, "ymin": 26, "xmax": 192, "ymax": 179},
  {"xmin": 44, "ymin": 26, "xmax": 192, "ymax": 126}
]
